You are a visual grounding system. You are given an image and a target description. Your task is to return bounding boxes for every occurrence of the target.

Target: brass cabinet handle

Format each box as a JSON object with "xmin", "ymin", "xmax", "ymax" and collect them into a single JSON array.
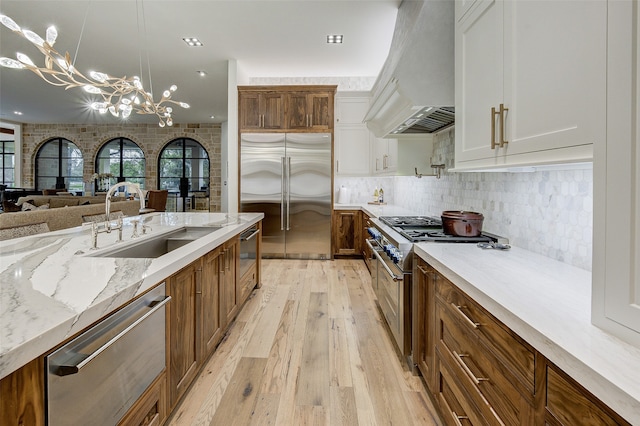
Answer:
[
  {"xmin": 417, "ymin": 265, "xmax": 428, "ymax": 275},
  {"xmin": 451, "ymin": 303, "xmax": 480, "ymax": 329},
  {"xmin": 499, "ymin": 103, "xmax": 509, "ymax": 147},
  {"xmin": 453, "ymin": 351, "xmax": 488, "ymax": 385},
  {"xmin": 491, "ymin": 106, "xmax": 500, "ymax": 149},
  {"xmin": 452, "ymin": 411, "xmax": 469, "ymax": 426}
]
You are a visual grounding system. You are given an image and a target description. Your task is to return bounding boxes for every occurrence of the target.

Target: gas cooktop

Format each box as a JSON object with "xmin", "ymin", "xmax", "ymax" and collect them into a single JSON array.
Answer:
[
  {"xmin": 379, "ymin": 216, "xmax": 442, "ymax": 228},
  {"xmin": 378, "ymin": 215, "xmax": 505, "ymax": 243},
  {"xmin": 397, "ymin": 228, "xmax": 493, "ymax": 243}
]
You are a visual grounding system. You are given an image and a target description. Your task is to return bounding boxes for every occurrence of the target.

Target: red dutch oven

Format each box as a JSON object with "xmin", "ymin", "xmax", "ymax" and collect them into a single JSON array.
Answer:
[{"xmin": 441, "ymin": 211, "xmax": 484, "ymax": 237}]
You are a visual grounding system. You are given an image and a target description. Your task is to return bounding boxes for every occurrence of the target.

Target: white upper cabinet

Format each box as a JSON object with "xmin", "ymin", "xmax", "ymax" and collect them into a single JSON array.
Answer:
[
  {"xmin": 373, "ymin": 137, "xmax": 397, "ymax": 175},
  {"xmin": 335, "ymin": 95, "xmax": 371, "ymax": 176},
  {"xmin": 454, "ymin": 0, "xmax": 606, "ymax": 170},
  {"xmin": 592, "ymin": 0, "xmax": 640, "ymax": 346}
]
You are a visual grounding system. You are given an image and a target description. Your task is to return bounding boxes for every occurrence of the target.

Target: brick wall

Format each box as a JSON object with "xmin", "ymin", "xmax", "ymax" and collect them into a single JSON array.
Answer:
[{"xmin": 21, "ymin": 123, "xmax": 222, "ymax": 211}]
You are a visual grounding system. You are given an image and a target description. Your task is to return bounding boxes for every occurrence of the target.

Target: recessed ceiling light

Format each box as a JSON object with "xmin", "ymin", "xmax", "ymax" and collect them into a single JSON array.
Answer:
[
  {"xmin": 183, "ymin": 37, "xmax": 203, "ymax": 47},
  {"xmin": 326, "ymin": 35, "xmax": 343, "ymax": 44},
  {"xmin": 197, "ymin": 70, "xmax": 207, "ymax": 77},
  {"xmin": 13, "ymin": 111, "xmax": 22, "ymax": 115},
  {"xmin": 210, "ymin": 115, "xmax": 215, "ymax": 119}
]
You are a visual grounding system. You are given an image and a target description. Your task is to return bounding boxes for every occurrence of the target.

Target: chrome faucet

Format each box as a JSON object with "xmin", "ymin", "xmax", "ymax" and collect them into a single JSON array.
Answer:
[
  {"xmin": 105, "ymin": 181, "xmax": 146, "ymax": 229},
  {"xmin": 91, "ymin": 182, "xmax": 147, "ymax": 249}
]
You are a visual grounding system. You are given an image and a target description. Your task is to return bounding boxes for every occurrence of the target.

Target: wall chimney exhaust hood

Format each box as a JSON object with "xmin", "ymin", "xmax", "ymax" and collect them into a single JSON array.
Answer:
[{"xmin": 364, "ymin": 0, "xmax": 454, "ymax": 138}]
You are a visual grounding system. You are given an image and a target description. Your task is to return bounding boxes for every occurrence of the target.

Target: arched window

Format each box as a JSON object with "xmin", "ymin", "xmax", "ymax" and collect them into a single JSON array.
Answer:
[
  {"xmin": 35, "ymin": 138, "xmax": 84, "ymax": 191},
  {"xmin": 96, "ymin": 137, "xmax": 146, "ymax": 189},
  {"xmin": 158, "ymin": 138, "xmax": 210, "ymax": 212}
]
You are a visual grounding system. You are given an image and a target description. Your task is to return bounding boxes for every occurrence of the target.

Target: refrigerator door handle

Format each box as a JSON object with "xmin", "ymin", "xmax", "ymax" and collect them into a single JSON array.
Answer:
[
  {"xmin": 281, "ymin": 156, "xmax": 286, "ymax": 231},
  {"xmin": 286, "ymin": 156, "xmax": 291, "ymax": 231}
]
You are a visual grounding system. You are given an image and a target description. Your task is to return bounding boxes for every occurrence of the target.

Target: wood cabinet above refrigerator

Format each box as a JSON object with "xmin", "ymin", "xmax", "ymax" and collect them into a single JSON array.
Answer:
[{"xmin": 238, "ymin": 85, "xmax": 336, "ymax": 133}]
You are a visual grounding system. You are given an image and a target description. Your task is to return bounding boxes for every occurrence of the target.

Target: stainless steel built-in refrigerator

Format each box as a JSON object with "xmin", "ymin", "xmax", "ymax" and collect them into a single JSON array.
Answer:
[{"xmin": 240, "ymin": 133, "xmax": 332, "ymax": 259}]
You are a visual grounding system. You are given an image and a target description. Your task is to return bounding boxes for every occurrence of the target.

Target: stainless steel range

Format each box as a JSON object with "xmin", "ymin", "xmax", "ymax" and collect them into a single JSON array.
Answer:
[{"xmin": 365, "ymin": 215, "xmax": 508, "ymax": 364}]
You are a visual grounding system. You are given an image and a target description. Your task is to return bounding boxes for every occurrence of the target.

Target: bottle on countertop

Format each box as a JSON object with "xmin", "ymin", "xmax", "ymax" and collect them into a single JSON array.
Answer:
[
  {"xmin": 373, "ymin": 187, "xmax": 379, "ymax": 202},
  {"xmin": 378, "ymin": 187, "xmax": 384, "ymax": 203}
]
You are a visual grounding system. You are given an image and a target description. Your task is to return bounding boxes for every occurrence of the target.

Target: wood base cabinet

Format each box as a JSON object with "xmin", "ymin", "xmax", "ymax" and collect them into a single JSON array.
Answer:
[
  {"xmin": 0, "ymin": 357, "xmax": 45, "ymax": 426},
  {"xmin": 333, "ymin": 210, "xmax": 361, "ymax": 256},
  {"xmin": 544, "ymin": 363, "xmax": 628, "ymax": 426},
  {"xmin": 118, "ymin": 372, "xmax": 167, "ymax": 426},
  {"xmin": 414, "ymin": 257, "xmax": 631, "ymax": 425},
  {"xmin": 167, "ymin": 260, "xmax": 202, "ymax": 408},
  {"xmin": 412, "ymin": 257, "xmax": 437, "ymax": 393}
]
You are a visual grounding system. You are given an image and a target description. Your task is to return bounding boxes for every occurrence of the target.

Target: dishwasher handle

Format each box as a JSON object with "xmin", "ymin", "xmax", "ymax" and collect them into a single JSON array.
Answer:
[
  {"xmin": 241, "ymin": 228, "xmax": 260, "ymax": 241},
  {"xmin": 56, "ymin": 295, "xmax": 171, "ymax": 376}
]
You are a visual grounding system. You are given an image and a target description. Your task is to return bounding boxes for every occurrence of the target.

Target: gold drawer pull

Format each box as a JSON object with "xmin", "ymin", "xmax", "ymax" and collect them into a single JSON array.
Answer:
[
  {"xmin": 454, "ymin": 351, "xmax": 488, "ymax": 386},
  {"xmin": 452, "ymin": 411, "xmax": 469, "ymax": 426},
  {"xmin": 417, "ymin": 265, "xmax": 429, "ymax": 275},
  {"xmin": 451, "ymin": 303, "xmax": 480, "ymax": 329}
]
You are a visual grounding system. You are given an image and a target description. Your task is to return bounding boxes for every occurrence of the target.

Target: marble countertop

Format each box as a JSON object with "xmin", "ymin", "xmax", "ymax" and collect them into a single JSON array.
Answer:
[
  {"xmin": 413, "ymin": 243, "xmax": 640, "ymax": 424},
  {"xmin": 0, "ymin": 212, "xmax": 263, "ymax": 380}
]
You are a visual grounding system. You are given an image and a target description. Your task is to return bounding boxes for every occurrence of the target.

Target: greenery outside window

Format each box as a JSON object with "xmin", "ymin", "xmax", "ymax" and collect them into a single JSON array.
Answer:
[
  {"xmin": 96, "ymin": 138, "xmax": 146, "ymax": 191},
  {"xmin": 35, "ymin": 138, "xmax": 84, "ymax": 192},
  {"xmin": 158, "ymin": 138, "xmax": 209, "ymax": 212}
]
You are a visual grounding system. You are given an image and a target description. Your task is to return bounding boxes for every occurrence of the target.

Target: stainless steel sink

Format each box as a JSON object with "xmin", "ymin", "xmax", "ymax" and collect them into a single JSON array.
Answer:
[{"xmin": 88, "ymin": 226, "xmax": 220, "ymax": 258}]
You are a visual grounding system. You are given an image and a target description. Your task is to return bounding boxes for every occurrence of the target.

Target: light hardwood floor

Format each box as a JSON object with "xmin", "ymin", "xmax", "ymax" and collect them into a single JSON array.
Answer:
[{"xmin": 167, "ymin": 259, "xmax": 442, "ymax": 426}]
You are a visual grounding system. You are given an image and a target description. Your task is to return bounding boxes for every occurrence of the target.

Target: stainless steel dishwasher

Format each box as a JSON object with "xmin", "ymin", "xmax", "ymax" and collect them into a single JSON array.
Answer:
[{"xmin": 46, "ymin": 283, "xmax": 170, "ymax": 426}]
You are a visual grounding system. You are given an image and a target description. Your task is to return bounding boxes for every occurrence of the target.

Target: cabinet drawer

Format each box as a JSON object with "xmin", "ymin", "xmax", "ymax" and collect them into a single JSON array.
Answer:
[
  {"xmin": 436, "ymin": 350, "xmax": 486, "ymax": 426},
  {"xmin": 545, "ymin": 364, "xmax": 629, "ymax": 426},
  {"xmin": 237, "ymin": 263, "xmax": 257, "ymax": 306},
  {"xmin": 437, "ymin": 278, "xmax": 535, "ymax": 394},
  {"xmin": 437, "ymin": 303, "xmax": 534, "ymax": 425}
]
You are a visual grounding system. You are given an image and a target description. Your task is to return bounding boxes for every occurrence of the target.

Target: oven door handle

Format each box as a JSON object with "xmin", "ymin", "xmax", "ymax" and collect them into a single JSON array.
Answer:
[{"xmin": 366, "ymin": 239, "xmax": 402, "ymax": 281}]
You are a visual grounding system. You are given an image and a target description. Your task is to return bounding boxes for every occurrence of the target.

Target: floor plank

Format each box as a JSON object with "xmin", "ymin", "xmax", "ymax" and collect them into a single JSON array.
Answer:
[{"xmin": 167, "ymin": 259, "xmax": 442, "ymax": 426}]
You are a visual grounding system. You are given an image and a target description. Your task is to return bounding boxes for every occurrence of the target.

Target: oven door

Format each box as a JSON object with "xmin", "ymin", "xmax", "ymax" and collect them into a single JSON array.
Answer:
[{"xmin": 367, "ymin": 240, "xmax": 407, "ymax": 355}]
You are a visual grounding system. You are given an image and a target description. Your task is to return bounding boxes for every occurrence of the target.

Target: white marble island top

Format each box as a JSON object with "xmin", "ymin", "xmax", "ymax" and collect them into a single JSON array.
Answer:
[
  {"xmin": 414, "ymin": 243, "xmax": 640, "ymax": 424},
  {"xmin": 0, "ymin": 212, "xmax": 263, "ymax": 380}
]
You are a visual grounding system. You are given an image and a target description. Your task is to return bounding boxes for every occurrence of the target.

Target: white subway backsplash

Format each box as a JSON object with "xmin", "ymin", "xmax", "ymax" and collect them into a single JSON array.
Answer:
[{"xmin": 336, "ymin": 130, "xmax": 593, "ymax": 271}]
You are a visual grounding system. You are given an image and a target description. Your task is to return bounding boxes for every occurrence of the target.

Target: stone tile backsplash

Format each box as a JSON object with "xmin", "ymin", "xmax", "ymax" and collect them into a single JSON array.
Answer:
[{"xmin": 336, "ymin": 129, "xmax": 593, "ymax": 271}]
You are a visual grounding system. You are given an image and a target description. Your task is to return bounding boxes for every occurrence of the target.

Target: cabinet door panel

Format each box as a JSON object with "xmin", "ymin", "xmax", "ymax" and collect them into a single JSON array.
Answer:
[
  {"xmin": 287, "ymin": 93, "xmax": 310, "ymax": 129},
  {"xmin": 239, "ymin": 93, "xmax": 262, "ymax": 130},
  {"xmin": 262, "ymin": 93, "xmax": 284, "ymax": 129},
  {"xmin": 335, "ymin": 126, "xmax": 370, "ymax": 176},
  {"xmin": 202, "ymin": 248, "xmax": 223, "ymax": 358},
  {"xmin": 594, "ymin": 0, "xmax": 640, "ymax": 344},
  {"xmin": 455, "ymin": 0, "xmax": 503, "ymax": 164},
  {"xmin": 503, "ymin": 1, "xmax": 605, "ymax": 157},
  {"xmin": 168, "ymin": 262, "xmax": 200, "ymax": 407}
]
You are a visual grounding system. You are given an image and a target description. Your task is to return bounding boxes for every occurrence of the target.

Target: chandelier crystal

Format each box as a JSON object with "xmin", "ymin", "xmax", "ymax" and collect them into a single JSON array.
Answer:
[{"xmin": 0, "ymin": 14, "xmax": 189, "ymax": 127}]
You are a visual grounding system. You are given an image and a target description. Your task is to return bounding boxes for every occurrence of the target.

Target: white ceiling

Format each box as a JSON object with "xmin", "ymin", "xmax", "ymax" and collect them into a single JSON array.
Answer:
[{"xmin": 0, "ymin": 0, "xmax": 400, "ymax": 125}]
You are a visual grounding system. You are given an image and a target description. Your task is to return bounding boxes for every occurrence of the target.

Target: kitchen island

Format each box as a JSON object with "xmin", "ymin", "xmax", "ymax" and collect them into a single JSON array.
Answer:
[{"xmin": 0, "ymin": 211, "xmax": 263, "ymax": 381}]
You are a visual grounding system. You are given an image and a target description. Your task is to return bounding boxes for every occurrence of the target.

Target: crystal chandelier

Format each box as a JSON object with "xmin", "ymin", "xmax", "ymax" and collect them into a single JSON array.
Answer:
[{"xmin": 0, "ymin": 14, "xmax": 189, "ymax": 127}]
